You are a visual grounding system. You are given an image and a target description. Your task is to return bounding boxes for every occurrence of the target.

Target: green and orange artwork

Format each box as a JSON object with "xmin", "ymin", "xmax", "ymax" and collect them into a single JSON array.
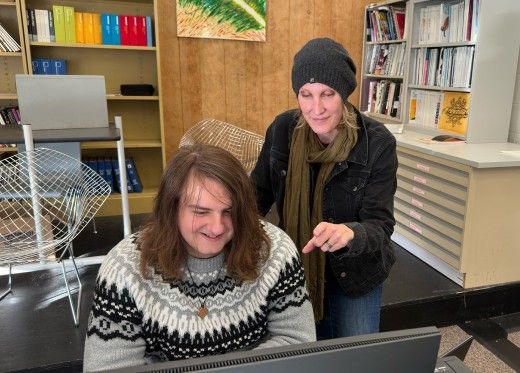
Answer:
[{"xmin": 176, "ymin": 0, "xmax": 266, "ymax": 42}]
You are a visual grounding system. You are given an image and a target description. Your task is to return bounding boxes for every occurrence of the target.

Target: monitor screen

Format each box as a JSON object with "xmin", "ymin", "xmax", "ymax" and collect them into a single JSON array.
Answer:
[
  {"xmin": 15, "ymin": 74, "xmax": 109, "ymax": 130},
  {"xmin": 104, "ymin": 326, "xmax": 441, "ymax": 373}
]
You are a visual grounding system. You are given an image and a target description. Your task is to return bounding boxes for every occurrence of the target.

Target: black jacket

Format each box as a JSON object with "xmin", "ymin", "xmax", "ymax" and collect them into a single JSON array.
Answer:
[{"xmin": 251, "ymin": 109, "xmax": 397, "ymax": 297}]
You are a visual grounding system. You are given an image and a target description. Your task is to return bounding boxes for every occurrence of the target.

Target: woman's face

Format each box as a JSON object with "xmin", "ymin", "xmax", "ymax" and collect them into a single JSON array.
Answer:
[
  {"xmin": 297, "ymin": 82, "xmax": 344, "ymax": 144},
  {"xmin": 178, "ymin": 174, "xmax": 234, "ymax": 259}
]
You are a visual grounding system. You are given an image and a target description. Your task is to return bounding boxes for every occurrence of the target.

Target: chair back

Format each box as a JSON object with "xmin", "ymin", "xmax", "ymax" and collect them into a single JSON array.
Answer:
[
  {"xmin": 179, "ymin": 119, "xmax": 264, "ymax": 174},
  {"xmin": 0, "ymin": 148, "xmax": 111, "ymax": 265}
]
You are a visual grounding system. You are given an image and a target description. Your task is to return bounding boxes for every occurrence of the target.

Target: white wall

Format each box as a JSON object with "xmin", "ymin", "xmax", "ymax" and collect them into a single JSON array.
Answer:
[{"xmin": 509, "ymin": 48, "xmax": 520, "ymax": 144}]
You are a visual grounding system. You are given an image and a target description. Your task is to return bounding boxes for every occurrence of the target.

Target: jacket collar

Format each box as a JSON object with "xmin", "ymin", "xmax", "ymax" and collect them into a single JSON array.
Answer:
[{"xmin": 345, "ymin": 107, "xmax": 369, "ymax": 166}]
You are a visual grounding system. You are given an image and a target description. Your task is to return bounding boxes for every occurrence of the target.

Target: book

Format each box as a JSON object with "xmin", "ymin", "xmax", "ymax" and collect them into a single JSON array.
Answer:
[
  {"xmin": 93, "ymin": 13, "xmax": 102, "ymax": 44},
  {"xmin": 52, "ymin": 59, "xmax": 67, "ymax": 74},
  {"xmin": 101, "ymin": 14, "xmax": 112, "ymax": 44},
  {"xmin": 26, "ymin": 8, "xmax": 34, "ymax": 41},
  {"xmin": 96, "ymin": 158, "xmax": 106, "ymax": 183},
  {"xmin": 119, "ymin": 15, "xmax": 130, "ymax": 45},
  {"xmin": 63, "ymin": 6, "xmax": 76, "ymax": 43},
  {"xmin": 48, "ymin": 9, "xmax": 56, "ymax": 42},
  {"xmin": 110, "ymin": 14, "xmax": 120, "ymax": 45},
  {"xmin": 75, "ymin": 12, "xmax": 84, "ymax": 43},
  {"xmin": 125, "ymin": 158, "xmax": 143, "ymax": 192},
  {"xmin": 129, "ymin": 16, "xmax": 139, "ymax": 46},
  {"xmin": 83, "ymin": 13, "xmax": 95, "ymax": 44},
  {"xmin": 111, "ymin": 158, "xmax": 133, "ymax": 193},
  {"xmin": 145, "ymin": 16, "xmax": 153, "ymax": 46},
  {"xmin": 31, "ymin": 58, "xmax": 42, "ymax": 74},
  {"xmin": 103, "ymin": 158, "xmax": 115, "ymax": 193},
  {"xmin": 137, "ymin": 16, "xmax": 147, "ymax": 46},
  {"xmin": 438, "ymin": 91, "xmax": 470, "ymax": 135},
  {"xmin": 41, "ymin": 59, "xmax": 52, "ymax": 74},
  {"xmin": 52, "ymin": 5, "xmax": 66, "ymax": 43}
]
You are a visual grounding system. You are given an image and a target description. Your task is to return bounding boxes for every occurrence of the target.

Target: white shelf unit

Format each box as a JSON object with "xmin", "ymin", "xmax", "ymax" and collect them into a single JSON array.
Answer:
[{"xmin": 402, "ymin": 0, "xmax": 520, "ymax": 143}]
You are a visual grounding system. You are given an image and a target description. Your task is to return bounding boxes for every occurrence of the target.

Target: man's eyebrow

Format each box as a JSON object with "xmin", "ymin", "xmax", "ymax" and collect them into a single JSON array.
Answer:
[{"xmin": 187, "ymin": 204, "xmax": 210, "ymax": 210}]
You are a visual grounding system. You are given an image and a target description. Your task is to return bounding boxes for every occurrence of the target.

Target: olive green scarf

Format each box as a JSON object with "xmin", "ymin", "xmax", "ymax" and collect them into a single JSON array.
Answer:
[{"xmin": 283, "ymin": 123, "xmax": 352, "ymax": 321}]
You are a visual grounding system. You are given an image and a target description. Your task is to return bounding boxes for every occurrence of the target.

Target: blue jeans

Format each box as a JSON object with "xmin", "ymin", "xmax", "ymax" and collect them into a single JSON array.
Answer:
[{"xmin": 316, "ymin": 279, "xmax": 383, "ymax": 340}]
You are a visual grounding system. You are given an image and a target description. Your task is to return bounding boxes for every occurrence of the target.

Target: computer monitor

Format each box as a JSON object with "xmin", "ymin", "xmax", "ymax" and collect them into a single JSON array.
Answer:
[
  {"xmin": 15, "ymin": 74, "xmax": 109, "ymax": 130},
  {"xmin": 104, "ymin": 326, "xmax": 441, "ymax": 373}
]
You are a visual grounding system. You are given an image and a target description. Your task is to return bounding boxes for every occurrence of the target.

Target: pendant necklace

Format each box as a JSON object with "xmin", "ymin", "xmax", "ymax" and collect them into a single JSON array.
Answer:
[{"xmin": 186, "ymin": 260, "xmax": 226, "ymax": 319}]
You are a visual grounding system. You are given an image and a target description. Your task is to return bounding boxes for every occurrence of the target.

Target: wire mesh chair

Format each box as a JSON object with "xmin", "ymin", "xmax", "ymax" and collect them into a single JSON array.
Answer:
[
  {"xmin": 179, "ymin": 118, "xmax": 265, "ymax": 174},
  {"xmin": 0, "ymin": 148, "xmax": 111, "ymax": 325}
]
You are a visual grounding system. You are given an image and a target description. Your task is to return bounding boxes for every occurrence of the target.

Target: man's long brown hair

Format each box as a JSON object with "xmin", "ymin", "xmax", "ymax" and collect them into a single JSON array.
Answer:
[{"xmin": 139, "ymin": 144, "xmax": 270, "ymax": 282}]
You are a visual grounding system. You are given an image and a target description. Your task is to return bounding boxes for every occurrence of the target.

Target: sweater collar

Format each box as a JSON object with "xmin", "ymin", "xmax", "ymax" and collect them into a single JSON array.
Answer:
[{"xmin": 186, "ymin": 251, "xmax": 225, "ymax": 273}]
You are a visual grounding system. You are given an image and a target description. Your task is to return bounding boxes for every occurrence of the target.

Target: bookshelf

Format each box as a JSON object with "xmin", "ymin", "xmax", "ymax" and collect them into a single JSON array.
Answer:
[
  {"xmin": 0, "ymin": 0, "xmax": 28, "ymax": 136},
  {"xmin": 17, "ymin": 0, "xmax": 165, "ymax": 217},
  {"xmin": 359, "ymin": 0, "xmax": 409, "ymax": 124},
  {"xmin": 401, "ymin": 0, "xmax": 518, "ymax": 143},
  {"xmin": 370, "ymin": 0, "xmax": 520, "ymax": 289}
]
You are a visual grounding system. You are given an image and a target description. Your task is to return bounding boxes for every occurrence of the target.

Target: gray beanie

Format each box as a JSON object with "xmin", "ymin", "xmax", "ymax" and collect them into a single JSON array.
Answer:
[{"xmin": 291, "ymin": 38, "xmax": 357, "ymax": 102}]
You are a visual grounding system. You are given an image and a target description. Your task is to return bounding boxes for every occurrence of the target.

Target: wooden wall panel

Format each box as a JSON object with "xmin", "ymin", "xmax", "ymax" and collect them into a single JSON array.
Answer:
[
  {"xmin": 244, "ymin": 42, "xmax": 264, "ymax": 134},
  {"xmin": 200, "ymin": 40, "xmax": 226, "ymax": 120},
  {"xmin": 157, "ymin": 0, "xmax": 374, "ymax": 160}
]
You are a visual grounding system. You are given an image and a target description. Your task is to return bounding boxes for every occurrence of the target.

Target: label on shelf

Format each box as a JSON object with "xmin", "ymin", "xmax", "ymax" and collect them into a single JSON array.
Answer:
[
  {"xmin": 412, "ymin": 186, "xmax": 425, "ymax": 196},
  {"xmin": 409, "ymin": 209, "xmax": 422, "ymax": 221},
  {"xmin": 416, "ymin": 163, "xmax": 430, "ymax": 172},
  {"xmin": 409, "ymin": 221, "xmax": 423, "ymax": 235},
  {"xmin": 413, "ymin": 175, "xmax": 427, "ymax": 185},
  {"xmin": 411, "ymin": 198, "xmax": 424, "ymax": 208}
]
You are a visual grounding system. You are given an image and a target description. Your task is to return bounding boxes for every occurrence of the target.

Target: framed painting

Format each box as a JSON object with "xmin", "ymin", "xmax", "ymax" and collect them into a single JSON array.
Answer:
[{"xmin": 176, "ymin": 0, "xmax": 266, "ymax": 42}]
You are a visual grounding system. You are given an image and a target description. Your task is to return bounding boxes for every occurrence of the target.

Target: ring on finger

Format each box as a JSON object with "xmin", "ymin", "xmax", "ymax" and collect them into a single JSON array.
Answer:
[{"xmin": 326, "ymin": 241, "xmax": 333, "ymax": 249}]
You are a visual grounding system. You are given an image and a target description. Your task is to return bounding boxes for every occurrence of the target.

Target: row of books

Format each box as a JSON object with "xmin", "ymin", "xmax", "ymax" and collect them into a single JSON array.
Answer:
[
  {"xmin": 32, "ymin": 58, "xmax": 67, "ymax": 75},
  {"xmin": 366, "ymin": 5, "xmax": 406, "ymax": 42},
  {"xmin": 27, "ymin": 7, "xmax": 154, "ymax": 47},
  {"xmin": 416, "ymin": 0, "xmax": 480, "ymax": 44},
  {"xmin": 365, "ymin": 80, "xmax": 402, "ymax": 118},
  {"xmin": 409, "ymin": 90, "xmax": 469, "ymax": 135},
  {"xmin": 84, "ymin": 158, "xmax": 143, "ymax": 194},
  {"xmin": 411, "ymin": 46, "xmax": 474, "ymax": 88},
  {"xmin": 0, "ymin": 106, "xmax": 20, "ymax": 126},
  {"xmin": 0, "ymin": 22, "xmax": 21, "ymax": 52},
  {"xmin": 364, "ymin": 43, "xmax": 406, "ymax": 77}
]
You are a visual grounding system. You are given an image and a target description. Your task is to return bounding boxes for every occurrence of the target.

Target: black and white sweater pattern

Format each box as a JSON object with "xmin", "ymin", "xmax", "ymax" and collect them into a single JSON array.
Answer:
[{"xmin": 83, "ymin": 221, "xmax": 316, "ymax": 371}]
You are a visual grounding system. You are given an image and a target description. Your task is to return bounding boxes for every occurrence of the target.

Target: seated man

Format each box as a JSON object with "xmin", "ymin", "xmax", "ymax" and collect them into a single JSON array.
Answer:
[{"xmin": 83, "ymin": 144, "xmax": 316, "ymax": 371}]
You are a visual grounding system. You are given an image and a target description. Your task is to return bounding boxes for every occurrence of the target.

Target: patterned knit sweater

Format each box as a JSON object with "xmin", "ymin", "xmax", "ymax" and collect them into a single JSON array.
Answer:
[{"xmin": 83, "ymin": 221, "xmax": 316, "ymax": 371}]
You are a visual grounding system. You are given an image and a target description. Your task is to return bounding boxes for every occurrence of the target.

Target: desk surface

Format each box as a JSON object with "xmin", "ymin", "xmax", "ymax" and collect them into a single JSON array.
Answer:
[
  {"xmin": 0, "ymin": 126, "xmax": 120, "ymax": 144},
  {"xmin": 394, "ymin": 130, "xmax": 520, "ymax": 168}
]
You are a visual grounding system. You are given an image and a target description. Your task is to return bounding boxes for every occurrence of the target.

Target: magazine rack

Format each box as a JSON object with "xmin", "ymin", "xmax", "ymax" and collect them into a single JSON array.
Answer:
[{"xmin": 0, "ymin": 145, "xmax": 110, "ymax": 325}]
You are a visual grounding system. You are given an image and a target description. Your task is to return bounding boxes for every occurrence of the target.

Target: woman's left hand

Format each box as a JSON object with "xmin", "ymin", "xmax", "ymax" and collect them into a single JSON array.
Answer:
[{"xmin": 302, "ymin": 222, "xmax": 354, "ymax": 254}]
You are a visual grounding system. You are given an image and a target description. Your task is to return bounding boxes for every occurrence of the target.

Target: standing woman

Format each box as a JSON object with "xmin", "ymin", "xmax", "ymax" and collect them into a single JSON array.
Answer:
[
  {"xmin": 252, "ymin": 38, "xmax": 398, "ymax": 339},
  {"xmin": 84, "ymin": 144, "xmax": 315, "ymax": 371}
]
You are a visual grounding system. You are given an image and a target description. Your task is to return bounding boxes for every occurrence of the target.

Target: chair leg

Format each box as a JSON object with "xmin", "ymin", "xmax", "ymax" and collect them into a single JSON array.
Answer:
[
  {"xmin": 0, "ymin": 264, "xmax": 13, "ymax": 301},
  {"xmin": 60, "ymin": 247, "xmax": 82, "ymax": 327},
  {"xmin": 91, "ymin": 217, "xmax": 98, "ymax": 234}
]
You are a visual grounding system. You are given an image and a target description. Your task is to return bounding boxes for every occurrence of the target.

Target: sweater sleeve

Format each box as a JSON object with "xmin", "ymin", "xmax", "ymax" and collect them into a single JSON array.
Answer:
[
  {"xmin": 83, "ymin": 248, "xmax": 146, "ymax": 371},
  {"xmin": 255, "ymin": 225, "xmax": 316, "ymax": 348}
]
